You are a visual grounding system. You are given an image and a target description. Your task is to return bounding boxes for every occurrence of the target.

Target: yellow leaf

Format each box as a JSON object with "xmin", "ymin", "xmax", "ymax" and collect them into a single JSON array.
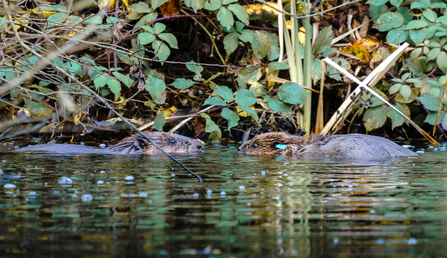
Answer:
[
  {"xmin": 73, "ymin": 111, "xmax": 85, "ymax": 125},
  {"xmin": 162, "ymin": 106, "xmax": 177, "ymax": 117},
  {"xmin": 99, "ymin": 0, "xmax": 115, "ymax": 9}
]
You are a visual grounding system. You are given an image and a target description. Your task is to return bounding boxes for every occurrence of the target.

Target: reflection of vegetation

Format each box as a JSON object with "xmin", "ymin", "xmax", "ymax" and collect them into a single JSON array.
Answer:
[{"xmin": 2, "ymin": 0, "xmax": 447, "ymax": 141}]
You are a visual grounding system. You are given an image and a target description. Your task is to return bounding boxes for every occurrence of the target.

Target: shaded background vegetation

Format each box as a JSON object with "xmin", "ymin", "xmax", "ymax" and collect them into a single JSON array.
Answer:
[{"xmin": 1, "ymin": 0, "xmax": 447, "ymax": 144}]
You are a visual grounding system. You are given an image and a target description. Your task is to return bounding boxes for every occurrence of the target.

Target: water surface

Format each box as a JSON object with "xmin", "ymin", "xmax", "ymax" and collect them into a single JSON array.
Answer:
[{"xmin": 0, "ymin": 143, "xmax": 446, "ymax": 256}]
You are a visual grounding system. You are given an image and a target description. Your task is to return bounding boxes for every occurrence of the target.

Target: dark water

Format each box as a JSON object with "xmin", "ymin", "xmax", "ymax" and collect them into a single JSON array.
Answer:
[{"xmin": 0, "ymin": 142, "xmax": 446, "ymax": 257}]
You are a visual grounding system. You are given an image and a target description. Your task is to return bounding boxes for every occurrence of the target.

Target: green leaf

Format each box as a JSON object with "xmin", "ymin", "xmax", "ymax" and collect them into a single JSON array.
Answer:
[
  {"xmin": 363, "ymin": 105, "xmax": 387, "ymax": 132},
  {"xmin": 93, "ymin": 74, "xmax": 108, "ymax": 89},
  {"xmin": 235, "ymin": 89, "xmax": 257, "ymax": 106},
  {"xmin": 216, "ymin": 86, "xmax": 233, "ymax": 102},
  {"xmin": 405, "ymin": 20, "xmax": 428, "ymax": 30},
  {"xmin": 237, "ymin": 106, "xmax": 258, "ymax": 120},
  {"xmin": 277, "ymin": 82, "xmax": 306, "ymax": 105},
  {"xmin": 427, "ymin": 48, "xmax": 441, "ymax": 61},
  {"xmin": 221, "ymin": 108, "xmax": 239, "ymax": 129},
  {"xmin": 140, "ymin": 25, "xmax": 154, "ymax": 33},
  {"xmin": 389, "ymin": 83, "xmax": 401, "ymax": 94},
  {"xmin": 238, "ymin": 29, "xmax": 253, "ymax": 42},
  {"xmin": 152, "ymin": 0, "xmax": 168, "ymax": 9},
  {"xmin": 24, "ymin": 101, "xmax": 53, "ymax": 118},
  {"xmin": 200, "ymin": 113, "xmax": 219, "ymax": 132},
  {"xmin": 84, "ymin": 15, "xmax": 103, "ymax": 24},
  {"xmin": 249, "ymin": 82, "xmax": 266, "ymax": 97},
  {"xmin": 399, "ymin": 84, "xmax": 411, "ymax": 101},
  {"xmin": 367, "ymin": 0, "xmax": 388, "ymax": 6},
  {"xmin": 186, "ymin": 61, "xmax": 204, "ymax": 80},
  {"xmin": 388, "ymin": 102, "xmax": 410, "ymax": 129},
  {"xmin": 130, "ymin": 2, "xmax": 152, "ymax": 13},
  {"xmin": 417, "ymin": 94, "xmax": 439, "ymax": 111},
  {"xmin": 409, "ymin": 29, "xmax": 426, "ymax": 45},
  {"xmin": 138, "ymin": 33, "xmax": 156, "ymax": 44},
  {"xmin": 373, "ymin": 12, "xmax": 405, "ymax": 31},
  {"xmin": 158, "ymin": 33, "xmax": 178, "ymax": 49},
  {"xmin": 223, "ymin": 33, "xmax": 239, "ymax": 55},
  {"xmin": 105, "ymin": 17, "xmax": 122, "ymax": 24},
  {"xmin": 170, "ymin": 78, "xmax": 196, "ymax": 89},
  {"xmin": 185, "ymin": 0, "xmax": 206, "ymax": 12},
  {"xmin": 268, "ymin": 62, "xmax": 289, "ymax": 73},
  {"xmin": 204, "ymin": 0, "xmax": 221, "ymax": 11},
  {"xmin": 252, "ymin": 31, "xmax": 272, "ymax": 58},
  {"xmin": 112, "ymin": 72, "xmax": 134, "ymax": 88},
  {"xmin": 431, "ymin": 2, "xmax": 447, "ymax": 8},
  {"xmin": 268, "ymin": 97, "xmax": 292, "ymax": 113},
  {"xmin": 436, "ymin": 15, "xmax": 447, "ymax": 25},
  {"xmin": 410, "ymin": 0, "xmax": 429, "ymax": 9},
  {"xmin": 152, "ymin": 113, "xmax": 166, "ymax": 131},
  {"xmin": 47, "ymin": 13, "xmax": 68, "ymax": 28},
  {"xmin": 108, "ymin": 78, "xmax": 121, "ymax": 100},
  {"xmin": 135, "ymin": 13, "xmax": 158, "ymax": 28},
  {"xmin": 145, "ymin": 75, "xmax": 166, "ymax": 104},
  {"xmin": 152, "ymin": 41, "xmax": 170, "ymax": 61},
  {"xmin": 217, "ymin": 7, "xmax": 234, "ymax": 30},
  {"xmin": 204, "ymin": 96, "xmax": 227, "ymax": 106},
  {"xmin": 386, "ymin": 29, "xmax": 408, "ymax": 44},
  {"xmin": 313, "ymin": 26, "xmax": 333, "ymax": 54},
  {"xmin": 390, "ymin": 0, "xmax": 403, "ymax": 7},
  {"xmin": 437, "ymin": 51, "xmax": 447, "ymax": 72},
  {"xmin": 227, "ymin": 4, "xmax": 249, "ymax": 25},
  {"xmin": 423, "ymin": 9, "xmax": 437, "ymax": 22},
  {"xmin": 153, "ymin": 23, "xmax": 166, "ymax": 34},
  {"xmin": 223, "ymin": 0, "xmax": 237, "ymax": 4},
  {"xmin": 370, "ymin": 5, "xmax": 388, "ymax": 17}
]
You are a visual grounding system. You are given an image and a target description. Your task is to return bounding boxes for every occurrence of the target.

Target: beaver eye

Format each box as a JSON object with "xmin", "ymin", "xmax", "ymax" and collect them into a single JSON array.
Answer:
[
  {"xmin": 273, "ymin": 141, "xmax": 288, "ymax": 150},
  {"xmin": 170, "ymin": 140, "xmax": 176, "ymax": 145},
  {"xmin": 253, "ymin": 143, "xmax": 258, "ymax": 148},
  {"xmin": 197, "ymin": 145, "xmax": 202, "ymax": 150}
]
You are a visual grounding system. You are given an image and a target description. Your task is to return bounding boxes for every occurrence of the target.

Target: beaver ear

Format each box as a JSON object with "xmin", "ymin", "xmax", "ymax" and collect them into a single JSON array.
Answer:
[{"xmin": 242, "ymin": 129, "xmax": 252, "ymax": 144}]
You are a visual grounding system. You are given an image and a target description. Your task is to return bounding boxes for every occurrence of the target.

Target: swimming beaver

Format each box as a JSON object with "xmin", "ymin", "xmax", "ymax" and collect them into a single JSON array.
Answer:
[
  {"xmin": 239, "ymin": 133, "xmax": 416, "ymax": 159},
  {"xmin": 14, "ymin": 132, "xmax": 205, "ymax": 155}
]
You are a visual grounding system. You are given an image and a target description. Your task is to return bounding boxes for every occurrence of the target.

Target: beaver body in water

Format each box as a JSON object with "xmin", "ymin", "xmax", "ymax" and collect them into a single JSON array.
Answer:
[
  {"xmin": 14, "ymin": 132, "xmax": 204, "ymax": 155},
  {"xmin": 239, "ymin": 132, "xmax": 416, "ymax": 159}
]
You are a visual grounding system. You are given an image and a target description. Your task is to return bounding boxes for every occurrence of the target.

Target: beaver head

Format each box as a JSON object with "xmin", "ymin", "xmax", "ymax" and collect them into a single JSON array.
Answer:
[
  {"xmin": 239, "ymin": 132, "xmax": 302, "ymax": 155},
  {"xmin": 239, "ymin": 132, "xmax": 327, "ymax": 156},
  {"xmin": 108, "ymin": 131, "xmax": 204, "ymax": 154}
]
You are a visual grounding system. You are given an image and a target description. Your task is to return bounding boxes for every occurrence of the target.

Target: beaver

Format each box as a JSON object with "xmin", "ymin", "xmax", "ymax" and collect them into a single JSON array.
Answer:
[
  {"xmin": 239, "ymin": 132, "xmax": 417, "ymax": 159},
  {"xmin": 14, "ymin": 132, "xmax": 205, "ymax": 155}
]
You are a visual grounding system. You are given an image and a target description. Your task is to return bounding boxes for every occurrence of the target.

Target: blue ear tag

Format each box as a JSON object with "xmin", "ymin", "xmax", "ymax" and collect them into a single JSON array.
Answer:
[{"xmin": 275, "ymin": 144, "xmax": 288, "ymax": 150}]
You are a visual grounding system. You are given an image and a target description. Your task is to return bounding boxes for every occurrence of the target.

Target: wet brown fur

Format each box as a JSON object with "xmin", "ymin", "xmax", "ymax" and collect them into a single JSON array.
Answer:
[
  {"xmin": 239, "ymin": 132, "xmax": 416, "ymax": 159},
  {"xmin": 15, "ymin": 132, "xmax": 204, "ymax": 155},
  {"xmin": 108, "ymin": 132, "xmax": 204, "ymax": 154}
]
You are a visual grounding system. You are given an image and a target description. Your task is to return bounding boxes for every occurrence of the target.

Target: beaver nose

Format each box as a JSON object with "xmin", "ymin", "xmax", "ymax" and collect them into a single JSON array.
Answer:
[{"xmin": 196, "ymin": 144, "xmax": 204, "ymax": 151}]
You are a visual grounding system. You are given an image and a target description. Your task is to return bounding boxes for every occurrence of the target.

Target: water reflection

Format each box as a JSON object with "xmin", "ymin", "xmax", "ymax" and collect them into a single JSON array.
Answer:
[{"xmin": 0, "ymin": 144, "xmax": 446, "ymax": 256}]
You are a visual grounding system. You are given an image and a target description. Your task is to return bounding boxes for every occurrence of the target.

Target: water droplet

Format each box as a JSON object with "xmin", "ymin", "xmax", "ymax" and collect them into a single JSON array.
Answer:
[
  {"xmin": 59, "ymin": 177, "xmax": 72, "ymax": 184},
  {"xmin": 261, "ymin": 171, "xmax": 266, "ymax": 176},
  {"xmin": 333, "ymin": 238, "xmax": 339, "ymax": 244},
  {"xmin": 139, "ymin": 193, "xmax": 148, "ymax": 197},
  {"xmin": 193, "ymin": 193, "xmax": 199, "ymax": 198},
  {"xmin": 239, "ymin": 185, "xmax": 245, "ymax": 190},
  {"xmin": 97, "ymin": 181, "xmax": 104, "ymax": 184},
  {"xmin": 4, "ymin": 183, "xmax": 15, "ymax": 189},
  {"xmin": 207, "ymin": 190, "xmax": 212, "ymax": 195},
  {"xmin": 377, "ymin": 238, "xmax": 384, "ymax": 244},
  {"xmin": 220, "ymin": 191, "xmax": 226, "ymax": 195},
  {"xmin": 100, "ymin": 170, "xmax": 105, "ymax": 174},
  {"xmin": 125, "ymin": 175, "xmax": 134, "ymax": 181},
  {"xmin": 81, "ymin": 194, "xmax": 93, "ymax": 202},
  {"xmin": 171, "ymin": 173, "xmax": 175, "ymax": 177},
  {"xmin": 29, "ymin": 191, "xmax": 36, "ymax": 195},
  {"xmin": 370, "ymin": 209, "xmax": 375, "ymax": 214},
  {"xmin": 407, "ymin": 238, "xmax": 417, "ymax": 245}
]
